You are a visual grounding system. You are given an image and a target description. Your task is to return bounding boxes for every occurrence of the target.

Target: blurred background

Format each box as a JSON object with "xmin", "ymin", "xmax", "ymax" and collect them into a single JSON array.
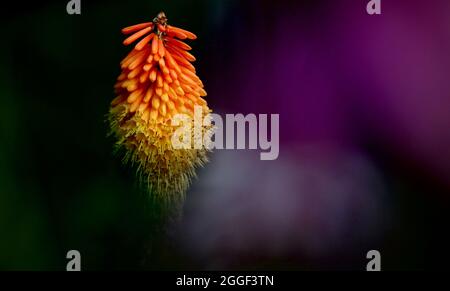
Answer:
[{"xmin": 0, "ymin": 0, "xmax": 449, "ymax": 270}]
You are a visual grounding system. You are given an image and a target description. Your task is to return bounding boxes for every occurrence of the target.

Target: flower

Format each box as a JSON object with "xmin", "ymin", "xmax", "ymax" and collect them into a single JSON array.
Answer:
[{"xmin": 108, "ymin": 12, "xmax": 211, "ymax": 209}]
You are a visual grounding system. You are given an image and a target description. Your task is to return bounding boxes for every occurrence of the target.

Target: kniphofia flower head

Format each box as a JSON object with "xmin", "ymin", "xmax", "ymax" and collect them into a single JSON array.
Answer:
[{"xmin": 109, "ymin": 12, "xmax": 211, "ymax": 210}]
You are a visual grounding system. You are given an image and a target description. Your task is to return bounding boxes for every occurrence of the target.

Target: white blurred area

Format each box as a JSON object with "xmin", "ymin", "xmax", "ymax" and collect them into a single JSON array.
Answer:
[{"xmin": 176, "ymin": 144, "xmax": 390, "ymax": 268}]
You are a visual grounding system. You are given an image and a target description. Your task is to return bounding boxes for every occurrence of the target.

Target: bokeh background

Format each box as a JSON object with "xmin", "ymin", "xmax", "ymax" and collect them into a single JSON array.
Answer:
[{"xmin": 1, "ymin": 0, "xmax": 449, "ymax": 270}]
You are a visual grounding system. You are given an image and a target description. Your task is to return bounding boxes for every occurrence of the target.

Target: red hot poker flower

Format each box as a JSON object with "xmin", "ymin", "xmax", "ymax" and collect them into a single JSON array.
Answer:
[{"xmin": 109, "ymin": 12, "xmax": 211, "ymax": 210}]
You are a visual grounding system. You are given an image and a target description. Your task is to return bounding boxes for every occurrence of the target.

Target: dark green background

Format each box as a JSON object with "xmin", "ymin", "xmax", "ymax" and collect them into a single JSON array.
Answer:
[
  {"xmin": 0, "ymin": 0, "xmax": 216, "ymax": 270},
  {"xmin": 1, "ymin": 0, "xmax": 450, "ymax": 271}
]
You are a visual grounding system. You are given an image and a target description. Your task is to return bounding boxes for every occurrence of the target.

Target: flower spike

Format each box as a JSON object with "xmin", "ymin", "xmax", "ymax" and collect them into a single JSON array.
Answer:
[{"xmin": 108, "ymin": 12, "xmax": 212, "ymax": 211}]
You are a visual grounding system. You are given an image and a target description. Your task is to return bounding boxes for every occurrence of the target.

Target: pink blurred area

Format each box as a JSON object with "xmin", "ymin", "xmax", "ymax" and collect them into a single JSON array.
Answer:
[
  {"xmin": 175, "ymin": 0, "xmax": 450, "ymax": 268},
  {"xmin": 333, "ymin": 0, "xmax": 450, "ymax": 185},
  {"xmin": 178, "ymin": 146, "xmax": 388, "ymax": 268},
  {"xmin": 204, "ymin": 0, "xmax": 450, "ymax": 186}
]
